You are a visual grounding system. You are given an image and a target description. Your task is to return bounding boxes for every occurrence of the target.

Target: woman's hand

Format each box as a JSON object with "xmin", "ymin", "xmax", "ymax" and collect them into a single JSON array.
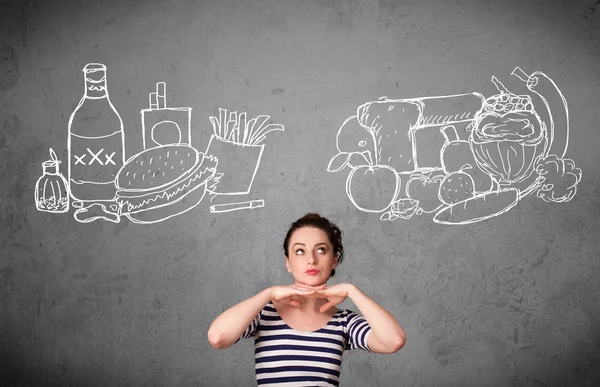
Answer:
[
  {"xmin": 314, "ymin": 283, "xmax": 354, "ymax": 312},
  {"xmin": 270, "ymin": 284, "xmax": 326, "ymax": 308}
]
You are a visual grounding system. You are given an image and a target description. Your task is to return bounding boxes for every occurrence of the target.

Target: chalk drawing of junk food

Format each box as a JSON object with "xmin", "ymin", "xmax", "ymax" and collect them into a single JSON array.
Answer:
[
  {"xmin": 35, "ymin": 148, "xmax": 70, "ymax": 213},
  {"xmin": 141, "ymin": 82, "xmax": 192, "ymax": 149},
  {"xmin": 204, "ymin": 108, "xmax": 284, "ymax": 213},
  {"xmin": 33, "ymin": 65, "xmax": 218, "ymax": 224},
  {"xmin": 115, "ymin": 144, "xmax": 218, "ymax": 224},
  {"xmin": 34, "ymin": 64, "xmax": 283, "ymax": 223},
  {"xmin": 105, "ymin": 80, "xmax": 219, "ymax": 224},
  {"xmin": 33, "ymin": 62, "xmax": 126, "ymax": 223},
  {"xmin": 328, "ymin": 67, "xmax": 581, "ymax": 225},
  {"xmin": 112, "ymin": 81, "xmax": 217, "ymax": 224}
]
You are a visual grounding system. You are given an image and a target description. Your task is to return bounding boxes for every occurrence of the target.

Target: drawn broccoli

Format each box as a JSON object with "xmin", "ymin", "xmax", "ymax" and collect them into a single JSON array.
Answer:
[{"xmin": 535, "ymin": 154, "xmax": 582, "ymax": 203}]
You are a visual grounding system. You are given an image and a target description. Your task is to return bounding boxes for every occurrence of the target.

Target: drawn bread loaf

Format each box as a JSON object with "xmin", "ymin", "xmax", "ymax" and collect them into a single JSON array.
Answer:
[{"xmin": 356, "ymin": 99, "xmax": 420, "ymax": 172}]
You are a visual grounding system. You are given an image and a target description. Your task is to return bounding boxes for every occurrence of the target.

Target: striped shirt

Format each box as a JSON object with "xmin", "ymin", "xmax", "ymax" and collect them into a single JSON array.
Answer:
[{"xmin": 236, "ymin": 301, "xmax": 373, "ymax": 386}]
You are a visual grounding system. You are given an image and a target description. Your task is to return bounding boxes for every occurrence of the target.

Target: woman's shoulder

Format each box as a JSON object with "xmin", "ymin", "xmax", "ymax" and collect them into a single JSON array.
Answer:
[
  {"xmin": 336, "ymin": 308, "xmax": 368, "ymax": 324},
  {"xmin": 336, "ymin": 307, "xmax": 358, "ymax": 315},
  {"xmin": 332, "ymin": 308, "xmax": 360, "ymax": 321}
]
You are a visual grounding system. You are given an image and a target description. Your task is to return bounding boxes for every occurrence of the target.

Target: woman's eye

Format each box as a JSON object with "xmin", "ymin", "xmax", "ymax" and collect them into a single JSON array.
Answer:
[
  {"xmin": 317, "ymin": 247, "xmax": 326, "ymax": 253},
  {"xmin": 295, "ymin": 249, "xmax": 304, "ymax": 255}
]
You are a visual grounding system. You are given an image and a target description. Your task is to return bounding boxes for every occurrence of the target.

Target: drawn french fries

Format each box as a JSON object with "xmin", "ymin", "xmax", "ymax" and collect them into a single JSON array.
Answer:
[
  {"xmin": 205, "ymin": 108, "xmax": 285, "ymax": 196},
  {"xmin": 209, "ymin": 109, "xmax": 284, "ymax": 146}
]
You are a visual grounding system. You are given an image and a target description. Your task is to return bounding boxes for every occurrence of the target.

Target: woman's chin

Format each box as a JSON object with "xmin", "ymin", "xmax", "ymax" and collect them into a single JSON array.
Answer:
[{"xmin": 294, "ymin": 278, "xmax": 325, "ymax": 286}]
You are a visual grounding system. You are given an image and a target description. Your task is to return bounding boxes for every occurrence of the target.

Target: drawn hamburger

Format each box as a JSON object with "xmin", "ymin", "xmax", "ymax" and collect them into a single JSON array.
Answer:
[{"xmin": 115, "ymin": 144, "xmax": 217, "ymax": 224}]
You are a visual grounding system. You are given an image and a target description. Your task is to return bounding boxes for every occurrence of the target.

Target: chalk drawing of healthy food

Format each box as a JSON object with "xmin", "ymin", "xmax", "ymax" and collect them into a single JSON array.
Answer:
[
  {"xmin": 34, "ymin": 64, "xmax": 284, "ymax": 223},
  {"xmin": 327, "ymin": 67, "xmax": 582, "ymax": 225}
]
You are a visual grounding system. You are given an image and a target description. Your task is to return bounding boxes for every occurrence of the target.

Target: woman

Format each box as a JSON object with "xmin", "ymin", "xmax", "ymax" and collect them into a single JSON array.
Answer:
[{"xmin": 207, "ymin": 213, "xmax": 406, "ymax": 386}]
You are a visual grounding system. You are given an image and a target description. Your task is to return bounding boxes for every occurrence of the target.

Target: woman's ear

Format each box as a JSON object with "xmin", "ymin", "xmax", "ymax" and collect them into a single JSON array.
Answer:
[
  {"xmin": 332, "ymin": 254, "xmax": 339, "ymax": 269},
  {"xmin": 285, "ymin": 256, "xmax": 292, "ymax": 273}
]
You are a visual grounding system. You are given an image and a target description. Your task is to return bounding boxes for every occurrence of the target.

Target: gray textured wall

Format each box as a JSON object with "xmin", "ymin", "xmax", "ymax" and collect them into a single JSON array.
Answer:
[{"xmin": 1, "ymin": 0, "xmax": 600, "ymax": 386}]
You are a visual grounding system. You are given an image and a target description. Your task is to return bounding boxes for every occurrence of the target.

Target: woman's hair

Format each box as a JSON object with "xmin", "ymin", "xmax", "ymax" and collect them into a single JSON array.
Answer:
[{"xmin": 283, "ymin": 213, "xmax": 344, "ymax": 277}]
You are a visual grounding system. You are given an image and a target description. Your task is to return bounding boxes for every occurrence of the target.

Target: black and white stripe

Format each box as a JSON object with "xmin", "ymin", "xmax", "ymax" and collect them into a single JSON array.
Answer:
[{"xmin": 238, "ymin": 301, "xmax": 373, "ymax": 386}]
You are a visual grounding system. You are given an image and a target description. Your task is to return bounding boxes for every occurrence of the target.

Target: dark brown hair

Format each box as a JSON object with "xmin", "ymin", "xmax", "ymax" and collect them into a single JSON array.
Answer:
[{"xmin": 283, "ymin": 213, "xmax": 344, "ymax": 277}]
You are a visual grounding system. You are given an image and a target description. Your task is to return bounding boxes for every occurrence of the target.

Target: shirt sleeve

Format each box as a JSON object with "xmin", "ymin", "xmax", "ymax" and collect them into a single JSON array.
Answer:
[
  {"xmin": 345, "ymin": 310, "xmax": 374, "ymax": 352},
  {"xmin": 234, "ymin": 313, "xmax": 260, "ymax": 343}
]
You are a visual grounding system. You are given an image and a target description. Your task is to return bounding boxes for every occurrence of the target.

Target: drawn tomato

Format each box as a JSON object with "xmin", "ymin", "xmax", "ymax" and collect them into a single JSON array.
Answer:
[
  {"xmin": 405, "ymin": 173, "xmax": 444, "ymax": 213},
  {"xmin": 346, "ymin": 165, "xmax": 400, "ymax": 213}
]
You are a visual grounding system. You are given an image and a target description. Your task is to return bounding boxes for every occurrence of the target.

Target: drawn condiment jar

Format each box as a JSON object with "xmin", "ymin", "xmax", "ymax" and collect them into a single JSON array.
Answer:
[
  {"xmin": 68, "ymin": 63, "xmax": 125, "ymax": 202},
  {"xmin": 35, "ymin": 148, "xmax": 70, "ymax": 213}
]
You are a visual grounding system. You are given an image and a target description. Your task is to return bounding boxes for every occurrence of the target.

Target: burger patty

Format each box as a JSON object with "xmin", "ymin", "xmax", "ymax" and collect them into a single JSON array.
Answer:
[{"xmin": 117, "ymin": 155, "xmax": 217, "ymax": 214}]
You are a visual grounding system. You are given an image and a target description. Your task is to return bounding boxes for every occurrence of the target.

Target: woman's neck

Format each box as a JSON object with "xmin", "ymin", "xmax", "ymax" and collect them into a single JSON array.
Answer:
[{"xmin": 291, "ymin": 281, "xmax": 332, "ymax": 313}]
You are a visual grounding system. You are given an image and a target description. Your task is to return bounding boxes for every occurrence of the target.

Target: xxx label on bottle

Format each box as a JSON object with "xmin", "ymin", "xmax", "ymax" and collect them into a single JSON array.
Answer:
[{"xmin": 69, "ymin": 131, "xmax": 124, "ymax": 202}]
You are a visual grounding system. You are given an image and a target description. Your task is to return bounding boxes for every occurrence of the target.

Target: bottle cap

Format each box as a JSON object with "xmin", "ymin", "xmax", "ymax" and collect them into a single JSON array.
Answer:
[
  {"xmin": 83, "ymin": 63, "xmax": 106, "ymax": 73},
  {"xmin": 42, "ymin": 148, "xmax": 61, "ymax": 175}
]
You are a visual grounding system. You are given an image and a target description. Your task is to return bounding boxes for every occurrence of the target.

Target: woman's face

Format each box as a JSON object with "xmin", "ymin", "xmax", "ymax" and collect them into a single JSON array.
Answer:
[{"xmin": 286, "ymin": 226, "xmax": 338, "ymax": 286}]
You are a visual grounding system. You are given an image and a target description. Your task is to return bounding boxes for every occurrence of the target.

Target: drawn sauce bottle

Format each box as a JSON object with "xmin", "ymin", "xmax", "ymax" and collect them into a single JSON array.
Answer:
[
  {"xmin": 68, "ymin": 63, "xmax": 125, "ymax": 202},
  {"xmin": 35, "ymin": 148, "xmax": 69, "ymax": 213}
]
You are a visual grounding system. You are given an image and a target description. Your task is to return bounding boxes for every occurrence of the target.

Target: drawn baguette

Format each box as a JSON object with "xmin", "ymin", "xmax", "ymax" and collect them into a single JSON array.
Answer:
[
  {"xmin": 415, "ymin": 93, "xmax": 485, "ymax": 128},
  {"xmin": 433, "ymin": 188, "xmax": 518, "ymax": 225}
]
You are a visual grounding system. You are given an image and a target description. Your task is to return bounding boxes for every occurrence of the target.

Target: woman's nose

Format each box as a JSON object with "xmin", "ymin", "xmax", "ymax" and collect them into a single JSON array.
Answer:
[{"xmin": 307, "ymin": 252, "xmax": 316, "ymax": 263}]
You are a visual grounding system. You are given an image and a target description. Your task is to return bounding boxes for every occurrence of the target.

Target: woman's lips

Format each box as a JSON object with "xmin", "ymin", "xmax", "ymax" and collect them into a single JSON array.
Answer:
[{"xmin": 305, "ymin": 269, "xmax": 319, "ymax": 276}]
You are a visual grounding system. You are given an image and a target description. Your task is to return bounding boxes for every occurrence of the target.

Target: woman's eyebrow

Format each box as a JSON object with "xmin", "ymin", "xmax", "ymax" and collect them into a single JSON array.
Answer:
[{"xmin": 292, "ymin": 242, "xmax": 306, "ymax": 248}]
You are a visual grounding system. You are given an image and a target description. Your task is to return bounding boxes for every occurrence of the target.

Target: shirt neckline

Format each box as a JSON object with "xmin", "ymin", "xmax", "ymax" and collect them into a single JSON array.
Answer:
[{"xmin": 268, "ymin": 300, "xmax": 341, "ymax": 333}]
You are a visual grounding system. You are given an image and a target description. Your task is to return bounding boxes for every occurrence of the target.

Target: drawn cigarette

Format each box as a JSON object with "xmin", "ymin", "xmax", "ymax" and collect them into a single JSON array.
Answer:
[
  {"xmin": 149, "ymin": 92, "xmax": 158, "ymax": 110},
  {"xmin": 209, "ymin": 199, "xmax": 265, "ymax": 213},
  {"xmin": 157, "ymin": 82, "xmax": 166, "ymax": 109}
]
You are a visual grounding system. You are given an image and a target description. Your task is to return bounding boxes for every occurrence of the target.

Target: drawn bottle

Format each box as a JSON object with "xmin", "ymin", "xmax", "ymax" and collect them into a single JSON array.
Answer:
[
  {"xmin": 68, "ymin": 63, "xmax": 125, "ymax": 202},
  {"xmin": 35, "ymin": 148, "xmax": 70, "ymax": 213}
]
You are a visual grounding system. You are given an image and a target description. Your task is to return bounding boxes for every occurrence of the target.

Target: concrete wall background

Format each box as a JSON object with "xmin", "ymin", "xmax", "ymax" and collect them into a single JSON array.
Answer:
[{"xmin": 1, "ymin": 0, "xmax": 599, "ymax": 386}]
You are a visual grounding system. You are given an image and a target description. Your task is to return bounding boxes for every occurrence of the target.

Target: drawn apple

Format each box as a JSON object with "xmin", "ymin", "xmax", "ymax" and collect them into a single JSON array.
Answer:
[
  {"xmin": 405, "ymin": 172, "xmax": 445, "ymax": 213},
  {"xmin": 346, "ymin": 164, "xmax": 400, "ymax": 213}
]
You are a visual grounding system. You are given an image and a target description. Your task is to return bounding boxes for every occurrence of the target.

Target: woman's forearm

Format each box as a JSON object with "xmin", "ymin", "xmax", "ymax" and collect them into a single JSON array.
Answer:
[
  {"xmin": 207, "ymin": 287, "xmax": 272, "ymax": 349},
  {"xmin": 347, "ymin": 284, "xmax": 406, "ymax": 352}
]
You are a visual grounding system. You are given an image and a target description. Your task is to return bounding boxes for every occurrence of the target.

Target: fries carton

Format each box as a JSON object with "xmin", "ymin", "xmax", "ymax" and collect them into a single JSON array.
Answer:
[{"xmin": 205, "ymin": 109, "xmax": 284, "ymax": 195}]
